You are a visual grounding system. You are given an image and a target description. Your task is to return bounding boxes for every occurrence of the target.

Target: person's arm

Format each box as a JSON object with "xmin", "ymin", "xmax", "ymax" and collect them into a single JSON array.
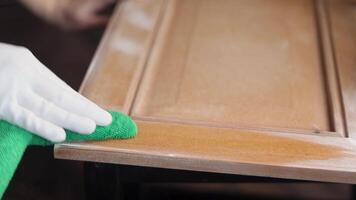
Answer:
[
  {"xmin": 0, "ymin": 42, "xmax": 112, "ymax": 142},
  {"xmin": 19, "ymin": 0, "xmax": 114, "ymax": 30}
]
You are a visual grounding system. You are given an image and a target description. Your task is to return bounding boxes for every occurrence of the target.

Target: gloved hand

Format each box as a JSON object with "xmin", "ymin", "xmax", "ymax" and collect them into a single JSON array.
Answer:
[{"xmin": 0, "ymin": 43, "xmax": 112, "ymax": 142}]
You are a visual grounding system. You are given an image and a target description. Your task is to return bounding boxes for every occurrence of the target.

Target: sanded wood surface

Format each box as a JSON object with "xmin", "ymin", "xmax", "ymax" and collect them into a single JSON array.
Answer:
[
  {"xmin": 132, "ymin": 0, "xmax": 331, "ymax": 133},
  {"xmin": 55, "ymin": 0, "xmax": 356, "ymax": 183},
  {"xmin": 328, "ymin": 0, "xmax": 356, "ymax": 138},
  {"xmin": 55, "ymin": 120, "xmax": 356, "ymax": 184},
  {"xmin": 80, "ymin": 0, "xmax": 165, "ymax": 112}
]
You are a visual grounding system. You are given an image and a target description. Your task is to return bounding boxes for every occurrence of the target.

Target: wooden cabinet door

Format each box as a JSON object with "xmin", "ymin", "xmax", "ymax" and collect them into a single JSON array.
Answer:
[{"xmin": 55, "ymin": 0, "xmax": 356, "ymax": 183}]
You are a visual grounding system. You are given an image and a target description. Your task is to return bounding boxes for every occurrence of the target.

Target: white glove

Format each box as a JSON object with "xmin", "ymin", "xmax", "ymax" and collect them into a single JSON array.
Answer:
[{"xmin": 0, "ymin": 43, "xmax": 112, "ymax": 142}]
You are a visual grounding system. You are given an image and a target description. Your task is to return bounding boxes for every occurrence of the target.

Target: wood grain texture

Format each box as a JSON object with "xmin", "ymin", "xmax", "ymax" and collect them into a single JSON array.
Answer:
[
  {"xmin": 55, "ymin": 120, "xmax": 356, "ymax": 184},
  {"xmin": 55, "ymin": 0, "xmax": 356, "ymax": 183},
  {"xmin": 132, "ymin": 0, "xmax": 332, "ymax": 133}
]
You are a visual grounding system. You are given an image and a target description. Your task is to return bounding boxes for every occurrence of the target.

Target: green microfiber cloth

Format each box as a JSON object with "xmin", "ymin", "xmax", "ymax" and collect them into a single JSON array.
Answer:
[{"xmin": 0, "ymin": 111, "xmax": 137, "ymax": 199}]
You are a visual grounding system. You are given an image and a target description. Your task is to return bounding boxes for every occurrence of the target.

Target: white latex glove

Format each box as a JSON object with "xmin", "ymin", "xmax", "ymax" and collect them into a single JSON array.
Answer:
[{"xmin": 0, "ymin": 43, "xmax": 112, "ymax": 142}]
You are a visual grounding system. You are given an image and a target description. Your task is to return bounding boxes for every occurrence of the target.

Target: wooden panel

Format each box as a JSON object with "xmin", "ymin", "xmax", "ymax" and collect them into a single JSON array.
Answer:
[
  {"xmin": 55, "ymin": 120, "xmax": 356, "ymax": 184},
  {"xmin": 80, "ymin": 0, "xmax": 165, "ymax": 113},
  {"xmin": 131, "ymin": 0, "xmax": 332, "ymax": 133},
  {"xmin": 55, "ymin": 0, "xmax": 356, "ymax": 184},
  {"xmin": 328, "ymin": 1, "xmax": 356, "ymax": 138}
]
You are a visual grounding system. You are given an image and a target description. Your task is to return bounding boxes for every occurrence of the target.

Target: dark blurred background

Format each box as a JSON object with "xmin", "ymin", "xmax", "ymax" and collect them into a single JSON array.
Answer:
[{"xmin": 0, "ymin": 1, "xmax": 353, "ymax": 200}]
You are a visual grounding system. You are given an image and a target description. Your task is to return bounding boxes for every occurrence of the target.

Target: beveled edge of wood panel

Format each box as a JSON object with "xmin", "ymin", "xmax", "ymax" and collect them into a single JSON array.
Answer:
[
  {"xmin": 326, "ymin": 0, "xmax": 356, "ymax": 139},
  {"xmin": 122, "ymin": 0, "xmax": 168, "ymax": 114},
  {"xmin": 78, "ymin": 0, "xmax": 167, "ymax": 114},
  {"xmin": 55, "ymin": 120, "xmax": 356, "ymax": 184},
  {"xmin": 315, "ymin": 0, "xmax": 347, "ymax": 137},
  {"xmin": 78, "ymin": 1, "xmax": 123, "ymax": 94},
  {"xmin": 133, "ymin": 116, "xmax": 340, "ymax": 137}
]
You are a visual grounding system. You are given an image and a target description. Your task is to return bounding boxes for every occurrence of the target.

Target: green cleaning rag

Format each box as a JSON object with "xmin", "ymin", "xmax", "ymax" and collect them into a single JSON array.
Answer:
[{"xmin": 0, "ymin": 111, "xmax": 137, "ymax": 199}]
